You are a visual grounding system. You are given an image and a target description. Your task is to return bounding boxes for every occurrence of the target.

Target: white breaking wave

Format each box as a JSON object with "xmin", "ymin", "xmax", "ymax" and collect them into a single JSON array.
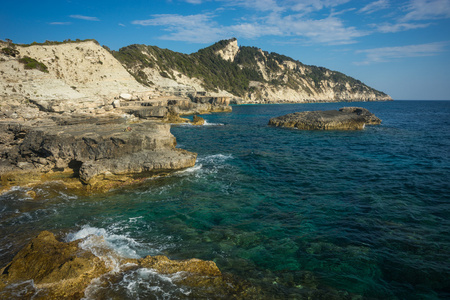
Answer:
[
  {"xmin": 197, "ymin": 153, "xmax": 233, "ymax": 164},
  {"xmin": 175, "ymin": 164, "xmax": 203, "ymax": 175},
  {"xmin": 67, "ymin": 225, "xmax": 193, "ymax": 300},
  {"xmin": 203, "ymin": 120, "xmax": 224, "ymax": 126},
  {"xmin": 66, "ymin": 225, "xmax": 142, "ymax": 261},
  {"xmin": 118, "ymin": 269, "xmax": 192, "ymax": 299}
]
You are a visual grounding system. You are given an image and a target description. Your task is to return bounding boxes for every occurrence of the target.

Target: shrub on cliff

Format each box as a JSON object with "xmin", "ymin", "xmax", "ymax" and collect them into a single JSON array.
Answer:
[
  {"xmin": 1, "ymin": 47, "xmax": 19, "ymax": 57},
  {"xmin": 18, "ymin": 56, "xmax": 49, "ymax": 73}
]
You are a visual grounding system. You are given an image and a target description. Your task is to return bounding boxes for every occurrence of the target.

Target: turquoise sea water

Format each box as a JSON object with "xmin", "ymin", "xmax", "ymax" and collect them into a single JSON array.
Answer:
[{"xmin": 1, "ymin": 101, "xmax": 449, "ymax": 299}]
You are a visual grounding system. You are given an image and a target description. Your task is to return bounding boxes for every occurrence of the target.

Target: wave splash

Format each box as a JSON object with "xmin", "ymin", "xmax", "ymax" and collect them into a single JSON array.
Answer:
[{"xmin": 66, "ymin": 225, "xmax": 194, "ymax": 299}]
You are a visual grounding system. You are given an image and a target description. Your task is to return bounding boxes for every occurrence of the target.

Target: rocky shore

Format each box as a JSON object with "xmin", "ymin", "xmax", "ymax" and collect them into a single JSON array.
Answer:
[
  {"xmin": 0, "ymin": 231, "xmax": 258, "ymax": 299},
  {"xmin": 0, "ymin": 111, "xmax": 200, "ymax": 192},
  {"xmin": 268, "ymin": 107, "xmax": 381, "ymax": 130}
]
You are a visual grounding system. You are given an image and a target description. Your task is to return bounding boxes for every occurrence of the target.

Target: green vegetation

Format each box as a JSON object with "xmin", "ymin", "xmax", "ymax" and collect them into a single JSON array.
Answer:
[
  {"xmin": 1, "ymin": 47, "xmax": 19, "ymax": 57},
  {"xmin": 112, "ymin": 38, "xmax": 388, "ymax": 98},
  {"xmin": 18, "ymin": 56, "xmax": 49, "ymax": 73},
  {"xmin": 17, "ymin": 39, "xmax": 100, "ymax": 47}
]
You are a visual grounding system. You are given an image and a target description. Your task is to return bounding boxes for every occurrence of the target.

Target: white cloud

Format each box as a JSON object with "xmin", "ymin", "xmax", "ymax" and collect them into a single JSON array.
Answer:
[
  {"xmin": 132, "ymin": 8, "xmax": 366, "ymax": 45},
  {"xmin": 289, "ymin": 0, "xmax": 350, "ymax": 13},
  {"xmin": 69, "ymin": 15, "xmax": 100, "ymax": 21},
  {"xmin": 184, "ymin": 0, "xmax": 203, "ymax": 3},
  {"xmin": 402, "ymin": 0, "xmax": 450, "ymax": 21},
  {"xmin": 373, "ymin": 22, "xmax": 431, "ymax": 32},
  {"xmin": 49, "ymin": 22, "xmax": 72, "ymax": 25},
  {"xmin": 267, "ymin": 14, "xmax": 366, "ymax": 44},
  {"xmin": 221, "ymin": 0, "xmax": 282, "ymax": 12},
  {"xmin": 132, "ymin": 13, "xmax": 215, "ymax": 28},
  {"xmin": 119, "ymin": 23, "xmax": 126, "ymax": 27},
  {"xmin": 132, "ymin": 14, "xmax": 224, "ymax": 43},
  {"xmin": 355, "ymin": 41, "xmax": 447, "ymax": 65},
  {"xmin": 359, "ymin": 0, "xmax": 390, "ymax": 14}
]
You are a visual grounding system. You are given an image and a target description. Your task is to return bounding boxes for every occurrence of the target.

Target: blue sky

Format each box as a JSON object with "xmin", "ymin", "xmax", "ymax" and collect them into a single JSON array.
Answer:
[{"xmin": 2, "ymin": 0, "xmax": 450, "ymax": 100}]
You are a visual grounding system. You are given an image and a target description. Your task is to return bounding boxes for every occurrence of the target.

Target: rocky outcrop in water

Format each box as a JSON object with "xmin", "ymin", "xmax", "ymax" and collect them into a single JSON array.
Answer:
[
  {"xmin": 268, "ymin": 107, "xmax": 381, "ymax": 130},
  {"xmin": 0, "ymin": 231, "xmax": 258, "ymax": 299},
  {"xmin": 0, "ymin": 114, "xmax": 196, "ymax": 192}
]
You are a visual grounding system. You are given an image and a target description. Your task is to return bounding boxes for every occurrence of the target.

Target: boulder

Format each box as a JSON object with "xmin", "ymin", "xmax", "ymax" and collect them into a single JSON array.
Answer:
[
  {"xmin": 112, "ymin": 99, "xmax": 121, "ymax": 108},
  {"xmin": 191, "ymin": 115, "xmax": 205, "ymax": 125},
  {"xmin": 268, "ymin": 107, "xmax": 381, "ymax": 130},
  {"xmin": 119, "ymin": 93, "xmax": 132, "ymax": 101}
]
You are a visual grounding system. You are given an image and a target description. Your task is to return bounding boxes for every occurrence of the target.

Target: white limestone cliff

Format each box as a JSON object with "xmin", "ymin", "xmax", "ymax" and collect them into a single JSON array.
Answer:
[{"xmin": 215, "ymin": 38, "xmax": 239, "ymax": 62}]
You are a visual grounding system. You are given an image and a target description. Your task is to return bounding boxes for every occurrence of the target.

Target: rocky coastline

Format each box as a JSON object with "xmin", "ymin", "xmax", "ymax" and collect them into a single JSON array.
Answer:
[
  {"xmin": 1, "ymin": 38, "xmax": 390, "ymax": 298},
  {"xmin": 0, "ymin": 106, "xmax": 213, "ymax": 193}
]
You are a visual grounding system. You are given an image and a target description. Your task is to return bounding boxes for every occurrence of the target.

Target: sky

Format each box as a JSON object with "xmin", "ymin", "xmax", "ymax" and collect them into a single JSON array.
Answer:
[{"xmin": 1, "ymin": 0, "xmax": 450, "ymax": 100}]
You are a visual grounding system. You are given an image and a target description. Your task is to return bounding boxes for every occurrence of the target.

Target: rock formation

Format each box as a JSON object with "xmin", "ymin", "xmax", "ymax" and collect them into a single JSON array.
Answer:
[
  {"xmin": 191, "ymin": 115, "xmax": 205, "ymax": 125},
  {"xmin": 0, "ymin": 115, "xmax": 196, "ymax": 192},
  {"xmin": 0, "ymin": 231, "xmax": 258, "ymax": 299},
  {"xmin": 268, "ymin": 107, "xmax": 381, "ymax": 130}
]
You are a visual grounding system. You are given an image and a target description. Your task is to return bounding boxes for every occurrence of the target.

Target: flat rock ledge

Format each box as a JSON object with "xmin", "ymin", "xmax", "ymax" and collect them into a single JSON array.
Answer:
[
  {"xmin": 0, "ymin": 231, "xmax": 258, "ymax": 299},
  {"xmin": 0, "ymin": 115, "xmax": 197, "ymax": 193},
  {"xmin": 268, "ymin": 107, "xmax": 381, "ymax": 130}
]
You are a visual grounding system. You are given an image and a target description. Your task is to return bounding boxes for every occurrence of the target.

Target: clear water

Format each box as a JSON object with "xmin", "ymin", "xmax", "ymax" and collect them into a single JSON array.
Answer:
[{"xmin": 1, "ymin": 101, "xmax": 449, "ymax": 299}]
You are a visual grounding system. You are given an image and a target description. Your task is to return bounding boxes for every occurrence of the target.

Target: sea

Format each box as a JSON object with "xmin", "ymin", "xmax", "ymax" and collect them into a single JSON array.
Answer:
[{"xmin": 0, "ymin": 101, "xmax": 449, "ymax": 299}]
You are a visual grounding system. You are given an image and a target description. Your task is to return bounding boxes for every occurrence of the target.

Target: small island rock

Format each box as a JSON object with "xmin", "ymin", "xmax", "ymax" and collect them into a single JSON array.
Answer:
[{"xmin": 268, "ymin": 107, "xmax": 381, "ymax": 130}]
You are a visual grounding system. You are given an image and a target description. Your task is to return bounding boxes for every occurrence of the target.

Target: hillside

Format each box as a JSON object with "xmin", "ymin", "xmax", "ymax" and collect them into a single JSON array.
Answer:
[
  {"xmin": 112, "ymin": 38, "xmax": 392, "ymax": 103},
  {"xmin": 0, "ymin": 38, "xmax": 391, "ymax": 106},
  {"xmin": 0, "ymin": 39, "xmax": 148, "ymax": 106}
]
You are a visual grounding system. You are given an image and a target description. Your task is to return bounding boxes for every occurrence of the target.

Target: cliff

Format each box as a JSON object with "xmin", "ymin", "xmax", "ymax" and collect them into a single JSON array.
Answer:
[
  {"xmin": 0, "ymin": 40, "xmax": 148, "ymax": 104},
  {"xmin": 113, "ymin": 38, "xmax": 392, "ymax": 103}
]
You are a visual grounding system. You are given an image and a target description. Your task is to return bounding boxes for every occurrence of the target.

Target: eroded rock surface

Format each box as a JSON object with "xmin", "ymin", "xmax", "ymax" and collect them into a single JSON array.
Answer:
[
  {"xmin": 0, "ymin": 231, "xmax": 258, "ymax": 299},
  {"xmin": 0, "ymin": 231, "xmax": 108, "ymax": 299},
  {"xmin": 268, "ymin": 107, "xmax": 381, "ymax": 130},
  {"xmin": 0, "ymin": 115, "xmax": 196, "ymax": 192},
  {"xmin": 338, "ymin": 107, "xmax": 382, "ymax": 125}
]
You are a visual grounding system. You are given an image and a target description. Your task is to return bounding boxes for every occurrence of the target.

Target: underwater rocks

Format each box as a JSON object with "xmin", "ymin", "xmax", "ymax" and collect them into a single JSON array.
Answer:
[
  {"xmin": 268, "ymin": 107, "xmax": 381, "ymax": 130},
  {"xmin": 0, "ymin": 231, "xmax": 108, "ymax": 299},
  {"xmin": 0, "ymin": 231, "xmax": 258, "ymax": 299},
  {"xmin": 0, "ymin": 115, "xmax": 196, "ymax": 192}
]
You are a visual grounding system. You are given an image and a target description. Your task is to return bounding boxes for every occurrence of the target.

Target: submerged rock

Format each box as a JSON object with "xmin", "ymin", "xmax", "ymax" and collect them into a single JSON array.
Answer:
[
  {"xmin": 0, "ymin": 231, "xmax": 259, "ymax": 299},
  {"xmin": 268, "ymin": 107, "xmax": 381, "ymax": 130},
  {"xmin": 0, "ymin": 231, "xmax": 108, "ymax": 299}
]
